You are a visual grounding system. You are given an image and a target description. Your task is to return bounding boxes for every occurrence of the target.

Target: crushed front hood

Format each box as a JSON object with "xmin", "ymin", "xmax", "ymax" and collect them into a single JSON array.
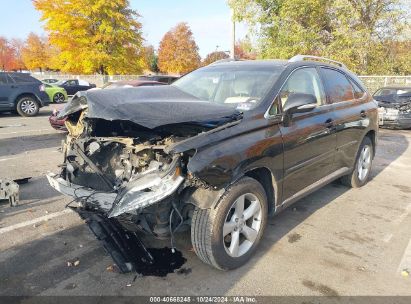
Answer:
[{"xmin": 58, "ymin": 86, "xmax": 241, "ymax": 129}]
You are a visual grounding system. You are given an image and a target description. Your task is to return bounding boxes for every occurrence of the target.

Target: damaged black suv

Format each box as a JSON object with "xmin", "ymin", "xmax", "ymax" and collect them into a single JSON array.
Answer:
[{"xmin": 47, "ymin": 55, "xmax": 378, "ymax": 271}]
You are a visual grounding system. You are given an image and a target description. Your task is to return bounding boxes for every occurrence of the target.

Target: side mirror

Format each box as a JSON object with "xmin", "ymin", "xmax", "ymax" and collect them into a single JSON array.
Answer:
[
  {"xmin": 282, "ymin": 93, "xmax": 317, "ymax": 126},
  {"xmin": 283, "ymin": 93, "xmax": 317, "ymax": 114}
]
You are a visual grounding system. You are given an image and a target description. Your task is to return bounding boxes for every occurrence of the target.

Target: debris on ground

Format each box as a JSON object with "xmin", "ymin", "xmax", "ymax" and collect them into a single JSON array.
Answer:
[
  {"xmin": 357, "ymin": 266, "xmax": 366, "ymax": 271},
  {"xmin": 401, "ymin": 269, "xmax": 409, "ymax": 277},
  {"xmin": 77, "ymin": 209, "xmax": 187, "ymax": 276},
  {"xmin": 0, "ymin": 178, "xmax": 19, "ymax": 206},
  {"xmin": 106, "ymin": 264, "xmax": 117, "ymax": 272},
  {"xmin": 177, "ymin": 267, "xmax": 192, "ymax": 276},
  {"xmin": 13, "ymin": 177, "xmax": 31, "ymax": 185},
  {"xmin": 67, "ymin": 258, "xmax": 80, "ymax": 267}
]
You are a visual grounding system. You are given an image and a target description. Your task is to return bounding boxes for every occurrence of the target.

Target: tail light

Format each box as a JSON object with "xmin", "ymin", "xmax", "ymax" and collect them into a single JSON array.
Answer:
[{"xmin": 39, "ymin": 84, "xmax": 45, "ymax": 92}]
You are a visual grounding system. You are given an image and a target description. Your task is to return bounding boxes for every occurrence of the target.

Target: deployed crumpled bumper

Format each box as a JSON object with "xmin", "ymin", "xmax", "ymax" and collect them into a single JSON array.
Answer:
[
  {"xmin": 46, "ymin": 171, "xmax": 184, "ymax": 217},
  {"xmin": 378, "ymin": 107, "xmax": 411, "ymax": 129}
]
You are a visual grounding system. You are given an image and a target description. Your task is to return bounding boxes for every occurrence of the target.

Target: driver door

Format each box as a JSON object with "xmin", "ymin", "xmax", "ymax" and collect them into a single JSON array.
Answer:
[{"xmin": 279, "ymin": 67, "xmax": 337, "ymax": 201}]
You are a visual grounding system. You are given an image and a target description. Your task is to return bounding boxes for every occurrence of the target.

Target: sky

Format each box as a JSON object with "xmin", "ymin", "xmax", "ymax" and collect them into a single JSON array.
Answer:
[{"xmin": 0, "ymin": 0, "xmax": 248, "ymax": 58}]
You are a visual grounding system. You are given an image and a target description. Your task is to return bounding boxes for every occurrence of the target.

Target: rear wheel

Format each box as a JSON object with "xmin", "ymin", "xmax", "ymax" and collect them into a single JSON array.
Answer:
[
  {"xmin": 16, "ymin": 96, "xmax": 39, "ymax": 117},
  {"xmin": 341, "ymin": 136, "xmax": 373, "ymax": 188},
  {"xmin": 191, "ymin": 177, "xmax": 268, "ymax": 270},
  {"xmin": 53, "ymin": 92, "xmax": 65, "ymax": 103}
]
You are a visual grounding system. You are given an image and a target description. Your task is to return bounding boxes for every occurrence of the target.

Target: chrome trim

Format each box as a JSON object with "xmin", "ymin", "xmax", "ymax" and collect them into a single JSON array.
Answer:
[
  {"xmin": 280, "ymin": 167, "xmax": 350, "ymax": 209},
  {"xmin": 289, "ymin": 55, "xmax": 347, "ymax": 69}
]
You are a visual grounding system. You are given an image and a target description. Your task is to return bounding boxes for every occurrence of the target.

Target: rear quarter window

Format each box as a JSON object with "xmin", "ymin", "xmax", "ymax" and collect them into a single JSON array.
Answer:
[
  {"xmin": 10, "ymin": 73, "xmax": 39, "ymax": 83},
  {"xmin": 321, "ymin": 68, "xmax": 354, "ymax": 103}
]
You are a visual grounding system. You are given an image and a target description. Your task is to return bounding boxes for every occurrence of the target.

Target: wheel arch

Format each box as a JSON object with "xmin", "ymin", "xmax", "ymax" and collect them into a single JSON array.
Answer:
[
  {"xmin": 364, "ymin": 130, "xmax": 376, "ymax": 157},
  {"xmin": 14, "ymin": 93, "xmax": 40, "ymax": 108},
  {"xmin": 244, "ymin": 167, "xmax": 278, "ymax": 215}
]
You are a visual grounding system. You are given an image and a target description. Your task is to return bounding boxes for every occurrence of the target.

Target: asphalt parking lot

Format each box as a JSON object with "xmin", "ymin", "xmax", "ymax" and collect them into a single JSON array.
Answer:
[{"xmin": 0, "ymin": 106, "xmax": 410, "ymax": 296}]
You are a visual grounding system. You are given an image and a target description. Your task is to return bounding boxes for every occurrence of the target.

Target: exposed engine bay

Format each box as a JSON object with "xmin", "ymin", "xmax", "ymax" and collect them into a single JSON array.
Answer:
[{"xmin": 47, "ymin": 87, "xmax": 242, "ymax": 263}]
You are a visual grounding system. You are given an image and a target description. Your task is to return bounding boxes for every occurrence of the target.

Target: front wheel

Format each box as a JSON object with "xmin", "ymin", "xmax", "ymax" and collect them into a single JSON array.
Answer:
[
  {"xmin": 16, "ymin": 96, "xmax": 39, "ymax": 117},
  {"xmin": 191, "ymin": 177, "xmax": 268, "ymax": 270},
  {"xmin": 53, "ymin": 92, "xmax": 65, "ymax": 103},
  {"xmin": 341, "ymin": 136, "xmax": 374, "ymax": 188}
]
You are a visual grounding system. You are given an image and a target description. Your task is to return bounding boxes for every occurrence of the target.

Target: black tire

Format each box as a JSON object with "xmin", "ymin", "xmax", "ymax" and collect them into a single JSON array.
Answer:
[
  {"xmin": 341, "ymin": 136, "xmax": 374, "ymax": 188},
  {"xmin": 53, "ymin": 92, "xmax": 65, "ymax": 103},
  {"xmin": 16, "ymin": 96, "xmax": 39, "ymax": 117},
  {"xmin": 191, "ymin": 177, "xmax": 268, "ymax": 270}
]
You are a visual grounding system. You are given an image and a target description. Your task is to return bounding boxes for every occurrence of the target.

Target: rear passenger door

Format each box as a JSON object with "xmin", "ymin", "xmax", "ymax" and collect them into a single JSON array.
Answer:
[
  {"xmin": 279, "ymin": 67, "xmax": 337, "ymax": 201},
  {"xmin": 319, "ymin": 67, "xmax": 369, "ymax": 170},
  {"xmin": 0, "ymin": 73, "xmax": 13, "ymax": 109}
]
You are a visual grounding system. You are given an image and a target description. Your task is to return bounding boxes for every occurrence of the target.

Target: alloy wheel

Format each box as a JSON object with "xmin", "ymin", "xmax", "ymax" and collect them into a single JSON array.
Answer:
[
  {"xmin": 357, "ymin": 145, "xmax": 371, "ymax": 181},
  {"xmin": 20, "ymin": 99, "xmax": 37, "ymax": 115},
  {"xmin": 223, "ymin": 193, "xmax": 263, "ymax": 257},
  {"xmin": 53, "ymin": 93, "xmax": 65, "ymax": 103}
]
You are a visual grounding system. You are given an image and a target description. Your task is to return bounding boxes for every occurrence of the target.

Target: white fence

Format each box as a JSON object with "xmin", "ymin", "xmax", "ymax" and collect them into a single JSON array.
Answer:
[
  {"xmin": 32, "ymin": 73, "xmax": 411, "ymax": 93},
  {"xmin": 359, "ymin": 76, "xmax": 411, "ymax": 93}
]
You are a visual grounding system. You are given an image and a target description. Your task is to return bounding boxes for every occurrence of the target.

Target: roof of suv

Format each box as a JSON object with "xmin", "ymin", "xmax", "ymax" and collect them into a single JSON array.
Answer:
[{"xmin": 210, "ymin": 58, "xmax": 349, "ymax": 71}]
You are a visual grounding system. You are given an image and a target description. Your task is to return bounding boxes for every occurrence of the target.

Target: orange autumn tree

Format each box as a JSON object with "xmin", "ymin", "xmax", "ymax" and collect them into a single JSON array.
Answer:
[
  {"xmin": 34, "ymin": 0, "xmax": 144, "ymax": 75},
  {"xmin": 158, "ymin": 23, "xmax": 200, "ymax": 74},
  {"xmin": 9, "ymin": 39, "xmax": 26, "ymax": 71},
  {"xmin": 203, "ymin": 51, "xmax": 229, "ymax": 66},
  {"xmin": 0, "ymin": 37, "xmax": 14, "ymax": 71},
  {"xmin": 21, "ymin": 33, "xmax": 49, "ymax": 72}
]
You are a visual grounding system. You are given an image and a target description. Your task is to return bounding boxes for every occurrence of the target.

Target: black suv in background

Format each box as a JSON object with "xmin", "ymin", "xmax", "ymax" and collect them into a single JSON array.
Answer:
[
  {"xmin": 48, "ymin": 55, "xmax": 378, "ymax": 271},
  {"xmin": 0, "ymin": 72, "xmax": 50, "ymax": 116},
  {"xmin": 138, "ymin": 75, "xmax": 179, "ymax": 84},
  {"xmin": 56, "ymin": 79, "xmax": 97, "ymax": 96}
]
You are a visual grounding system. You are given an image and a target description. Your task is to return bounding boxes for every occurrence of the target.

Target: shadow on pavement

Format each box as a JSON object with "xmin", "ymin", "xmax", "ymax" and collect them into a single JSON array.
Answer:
[
  {"xmin": 0, "ymin": 130, "xmax": 408, "ymax": 296},
  {"xmin": 0, "ymin": 133, "xmax": 65, "ymax": 157}
]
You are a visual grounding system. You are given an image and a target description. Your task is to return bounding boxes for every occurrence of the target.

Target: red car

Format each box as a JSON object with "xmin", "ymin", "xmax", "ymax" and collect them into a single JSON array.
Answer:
[{"xmin": 49, "ymin": 80, "xmax": 165, "ymax": 131}]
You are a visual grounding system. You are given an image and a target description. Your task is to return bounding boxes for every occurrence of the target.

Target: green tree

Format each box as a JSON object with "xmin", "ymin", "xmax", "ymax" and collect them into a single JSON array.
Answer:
[
  {"xmin": 229, "ymin": 0, "xmax": 410, "ymax": 74},
  {"xmin": 34, "ymin": 0, "xmax": 144, "ymax": 75}
]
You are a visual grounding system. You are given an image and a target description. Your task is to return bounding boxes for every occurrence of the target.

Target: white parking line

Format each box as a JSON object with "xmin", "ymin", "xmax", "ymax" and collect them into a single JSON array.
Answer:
[
  {"xmin": 0, "ymin": 128, "xmax": 52, "ymax": 135},
  {"xmin": 0, "ymin": 209, "xmax": 72, "ymax": 234}
]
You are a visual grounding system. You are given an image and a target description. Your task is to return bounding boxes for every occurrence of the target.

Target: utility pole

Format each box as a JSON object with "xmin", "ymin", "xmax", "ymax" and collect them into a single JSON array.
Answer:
[{"xmin": 230, "ymin": 8, "xmax": 235, "ymax": 59}]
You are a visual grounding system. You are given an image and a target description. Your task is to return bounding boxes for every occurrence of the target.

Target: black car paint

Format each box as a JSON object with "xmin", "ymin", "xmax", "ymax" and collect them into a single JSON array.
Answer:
[
  {"xmin": 0, "ymin": 72, "xmax": 50, "ymax": 111},
  {"xmin": 167, "ymin": 61, "xmax": 378, "ymax": 212},
  {"xmin": 58, "ymin": 79, "xmax": 96, "ymax": 95}
]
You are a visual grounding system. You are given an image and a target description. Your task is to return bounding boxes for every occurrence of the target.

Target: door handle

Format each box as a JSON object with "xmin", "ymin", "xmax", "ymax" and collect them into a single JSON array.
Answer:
[
  {"xmin": 360, "ymin": 110, "xmax": 367, "ymax": 118},
  {"xmin": 324, "ymin": 118, "xmax": 334, "ymax": 128}
]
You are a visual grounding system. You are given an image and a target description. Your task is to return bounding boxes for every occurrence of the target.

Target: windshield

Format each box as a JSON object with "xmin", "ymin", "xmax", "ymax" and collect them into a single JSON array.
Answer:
[{"xmin": 172, "ymin": 64, "xmax": 283, "ymax": 111}]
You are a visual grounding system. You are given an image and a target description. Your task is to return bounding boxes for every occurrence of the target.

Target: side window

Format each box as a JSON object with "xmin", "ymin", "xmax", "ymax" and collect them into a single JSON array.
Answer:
[
  {"xmin": 10, "ymin": 74, "xmax": 37, "ymax": 83},
  {"xmin": 349, "ymin": 78, "xmax": 366, "ymax": 99},
  {"xmin": 280, "ymin": 68, "xmax": 325, "ymax": 108},
  {"xmin": 67, "ymin": 80, "xmax": 77, "ymax": 86},
  {"xmin": 0, "ymin": 74, "xmax": 8, "ymax": 84},
  {"xmin": 321, "ymin": 68, "xmax": 354, "ymax": 103}
]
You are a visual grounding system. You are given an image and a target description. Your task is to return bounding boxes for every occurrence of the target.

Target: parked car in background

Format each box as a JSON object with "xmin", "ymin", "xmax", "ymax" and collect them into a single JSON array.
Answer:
[
  {"xmin": 42, "ymin": 78, "xmax": 59, "ymax": 84},
  {"xmin": 138, "ymin": 75, "xmax": 179, "ymax": 84},
  {"xmin": 49, "ymin": 79, "xmax": 164, "ymax": 131},
  {"xmin": 374, "ymin": 86, "xmax": 411, "ymax": 129},
  {"xmin": 44, "ymin": 83, "xmax": 67, "ymax": 103},
  {"xmin": 47, "ymin": 55, "xmax": 378, "ymax": 271},
  {"xmin": 102, "ymin": 80, "xmax": 166, "ymax": 89},
  {"xmin": 0, "ymin": 72, "xmax": 49, "ymax": 116},
  {"xmin": 56, "ymin": 79, "xmax": 96, "ymax": 96}
]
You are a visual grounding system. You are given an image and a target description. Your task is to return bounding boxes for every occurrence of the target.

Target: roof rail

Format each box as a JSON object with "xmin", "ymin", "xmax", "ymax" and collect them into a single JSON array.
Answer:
[
  {"xmin": 288, "ymin": 55, "xmax": 347, "ymax": 69},
  {"xmin": 209, "ymin": 58, "xmax": 238, "ymax": 65}
]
